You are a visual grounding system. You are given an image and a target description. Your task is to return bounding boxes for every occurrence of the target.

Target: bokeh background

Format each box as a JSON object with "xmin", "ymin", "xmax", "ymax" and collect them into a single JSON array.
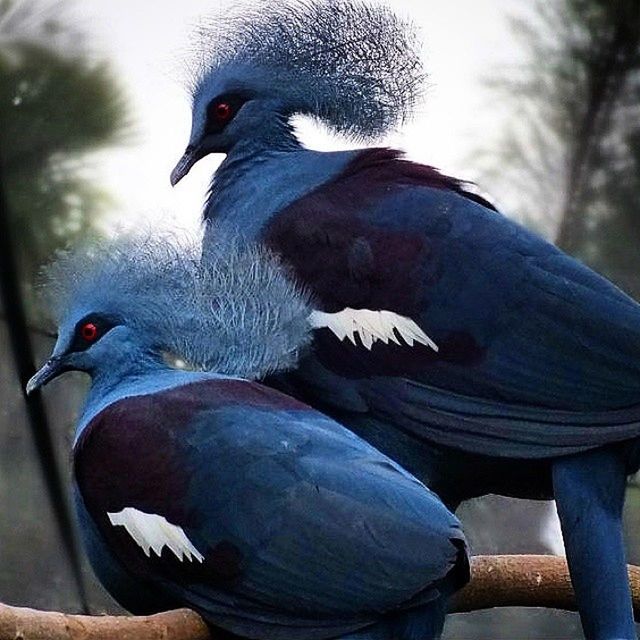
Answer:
[{"xmin": 1, "ymin": 1, "xmax": 639, "ymax": 638}]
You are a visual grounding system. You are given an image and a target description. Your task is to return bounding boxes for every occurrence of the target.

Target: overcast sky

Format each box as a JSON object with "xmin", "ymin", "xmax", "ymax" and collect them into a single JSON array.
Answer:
[{"xmin": 66, "ymin": 0, "xmax": 530, "ymax": 232}]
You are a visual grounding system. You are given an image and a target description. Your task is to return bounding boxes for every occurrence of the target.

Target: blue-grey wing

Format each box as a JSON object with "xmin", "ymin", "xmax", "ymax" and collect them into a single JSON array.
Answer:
[
  {"xmin": 263, "ymin": 148, "xmax": 640, "ymax": 458},
  {"xmin": 180, "ymin": 405, "xmax": 466, "ymax": 615},
  {"xmin": 74, "ymin": 380, "xmax": 466, "ymax": 639}
]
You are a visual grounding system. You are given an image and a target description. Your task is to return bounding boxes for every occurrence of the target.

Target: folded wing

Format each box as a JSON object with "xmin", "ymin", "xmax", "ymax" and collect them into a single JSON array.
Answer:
[
  {"xmin": 263, "ymin": 148, "xmax": 640, "ymax": 457},
  {"xmin": 74, "ymin": 379, "xmax": 467, "ymax": 640}
]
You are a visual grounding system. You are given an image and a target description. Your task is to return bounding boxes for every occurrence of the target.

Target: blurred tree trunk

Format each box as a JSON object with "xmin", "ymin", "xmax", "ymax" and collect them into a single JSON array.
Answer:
[
  {"xmin": 555, "ymin": 0, "xmax": 640, "ymax": 258},
  {"xmin": 476, "ymin": 0, "xmax": 640, "ymax": 296},
  {"xmin": 0, "ymin": 0, "xmax": 129, "ymax": 615}
]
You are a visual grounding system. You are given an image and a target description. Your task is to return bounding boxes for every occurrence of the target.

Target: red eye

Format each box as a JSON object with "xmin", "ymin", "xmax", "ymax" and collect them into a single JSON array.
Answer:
[
  {"xmin": 215, "ymin": 102, "xmax": 232, "ymax": 121},
  {"xmin": 81, "ymin": 322, "xmax": 99, "ymax": 342}
]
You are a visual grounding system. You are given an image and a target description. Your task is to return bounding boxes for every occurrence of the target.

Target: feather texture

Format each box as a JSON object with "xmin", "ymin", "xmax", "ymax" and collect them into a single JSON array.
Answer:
[
  {"xmin": 75, "ymin": 379, "xmax": 468, "ymax": 640},
  {"xmin": 108, "ymin": 507, "xmax": 204, "ymax": 562},
  {"xmin": 308, "ymin": 308, "xmax": 438, "ymax": 351},
  {"xmin": 190, "ymin": 0, "xmax": 425, "ymax": 140},
  {"xmin": 39, "ymin": 229, "xmax": 313, "ymax": 379}
]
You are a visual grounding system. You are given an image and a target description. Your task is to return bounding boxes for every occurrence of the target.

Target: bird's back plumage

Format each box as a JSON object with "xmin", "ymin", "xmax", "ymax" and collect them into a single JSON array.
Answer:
[
  {"xmin": 256, "ymin": 148, "xmax": 640, "ymax": 459},
  {"xmin": 74, "ymin": 377, "xmax": 467, "ymax": 640}
]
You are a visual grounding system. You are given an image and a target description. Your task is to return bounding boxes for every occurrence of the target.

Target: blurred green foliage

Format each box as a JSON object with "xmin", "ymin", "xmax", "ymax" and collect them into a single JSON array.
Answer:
[
  {"xmin": 0, "ymin": 0, "xmax": 128, "ymax": 290},
  {"xmin": 478, "ymin": 0, "xmax": 640, "ymax": 296}
]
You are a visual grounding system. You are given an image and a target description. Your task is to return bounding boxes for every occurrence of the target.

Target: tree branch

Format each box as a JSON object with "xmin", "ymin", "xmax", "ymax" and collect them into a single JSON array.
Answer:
[
  {"xmin": 451, "ymin": 555, "xmax": 640, "ymax": 616},
  {"xmin": 0, "ymin": 605, "xmax": 211, "ymax": 640},
  {"xmin": 1, "ymin": 555, "xmax": 639, "ymax": 639}
]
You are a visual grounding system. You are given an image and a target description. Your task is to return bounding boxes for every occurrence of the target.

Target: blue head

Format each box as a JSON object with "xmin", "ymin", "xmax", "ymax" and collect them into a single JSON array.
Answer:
[
  {"xmin": 170, "ymin": 0, "xmax": 425, "ymax": 184},
  {"xmin": 27, "ymin": 230, "xmax": 313, "ymax": 393}
]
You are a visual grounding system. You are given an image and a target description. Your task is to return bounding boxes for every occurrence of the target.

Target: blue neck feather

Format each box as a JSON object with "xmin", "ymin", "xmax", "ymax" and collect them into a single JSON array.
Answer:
[
  {"xmin": 78, "ymin": 365, "xmax": 235, "ymax": 443},
  {"xmin": 204, "ymin": 143, "xmax": 357, "ymax": 240}
]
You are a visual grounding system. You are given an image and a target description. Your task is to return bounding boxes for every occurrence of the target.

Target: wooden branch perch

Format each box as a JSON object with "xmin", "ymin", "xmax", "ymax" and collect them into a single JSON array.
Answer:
[
  {"xmin": 451, "ymin": 555, "xmax": 640, "ymax": 616},
  {"xmin": 1, "ymin": 555, "xmax": 639, "ymax": 639}
]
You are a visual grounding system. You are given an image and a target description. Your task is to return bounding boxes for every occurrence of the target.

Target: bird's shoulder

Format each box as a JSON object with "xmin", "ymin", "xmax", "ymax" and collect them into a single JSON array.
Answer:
[
  {"xmin": 264, "ymin": 146, "xmax": 499, "ymax": 246},
  {"xmin": 73, "ymin": 374, "xmax": 454, "ymax": 519},
  {"xmin": 265, "ymin": 146, "xmax": 640, "ymax": 339},
  {"xmin": 73, "ymin": 377, "xmax": 310, "ymax": 503},
  {"xmin": 262, "ymin": 147, "xmax": 523, "ymax": 310},
  {"xmin": 263, "ymin": 146, "xmax": 640, "ymax": 415}
]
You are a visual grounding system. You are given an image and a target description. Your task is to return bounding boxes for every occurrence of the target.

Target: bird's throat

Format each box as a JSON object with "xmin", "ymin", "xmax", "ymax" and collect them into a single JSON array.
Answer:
[{"xmin": 204, "ymin": 147, "xmax": 358, "ymax": 241}]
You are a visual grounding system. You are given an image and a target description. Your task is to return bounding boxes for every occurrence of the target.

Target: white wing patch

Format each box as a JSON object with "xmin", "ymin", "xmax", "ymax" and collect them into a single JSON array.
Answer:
[
  {"xmin": 107, "ymin": 507, "xmax": 204, "ymax": 563},
  {"xmin": 308, "ymin": 308, "xmax": 438, "ymax": 352}
]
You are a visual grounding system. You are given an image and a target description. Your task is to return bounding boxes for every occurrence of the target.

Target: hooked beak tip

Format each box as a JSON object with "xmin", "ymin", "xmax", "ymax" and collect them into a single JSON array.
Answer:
[
  {"xmin": 170, "ymin": 146, "xmax": 199, "ymax": 187},
  {"xmin": 26, "ymin": 358, "xmax": 61, "ymax": 395},
  {"xmin": 25, "ymin": 374, "xmax": 40, "ymax": 396},
  {"xmin": 169, "ymin": 167, "xmax": 184, "ymax": 187}
]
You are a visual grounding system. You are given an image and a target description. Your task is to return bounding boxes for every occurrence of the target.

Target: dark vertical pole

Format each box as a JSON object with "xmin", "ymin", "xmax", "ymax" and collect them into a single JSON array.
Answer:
[{"xmin": 0, "ymin": 153, "xmax": 89, "ymax": 612}]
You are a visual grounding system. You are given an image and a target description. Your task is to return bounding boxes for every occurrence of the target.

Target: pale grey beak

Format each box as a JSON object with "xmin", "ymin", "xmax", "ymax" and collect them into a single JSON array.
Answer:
[
  {"xmin": 26, "ymin": 357, "xmax": 64, "ymax": 395},
  {"xmin": 170, "ymin": 145, "xmax": 201, "ymax": 186}
]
